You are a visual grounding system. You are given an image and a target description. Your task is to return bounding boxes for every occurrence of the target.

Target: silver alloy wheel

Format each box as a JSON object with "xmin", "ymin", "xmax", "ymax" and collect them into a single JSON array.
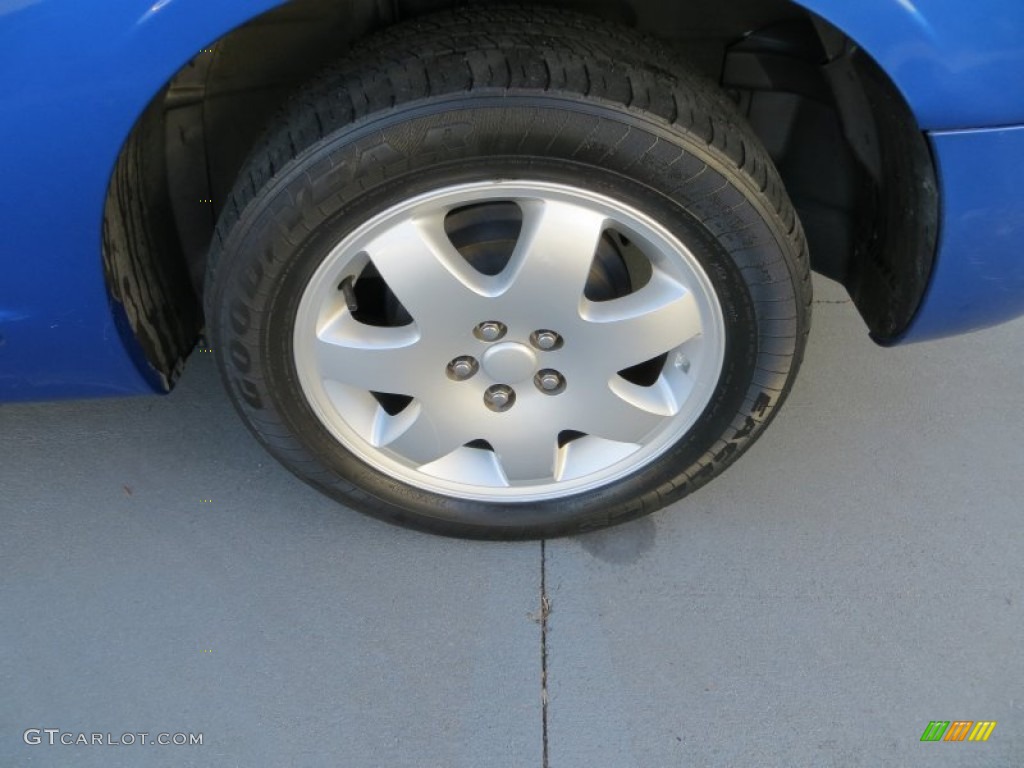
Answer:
[{"xmin": 293, "ymin": 181, "xmax": 726, "ymax": 502}]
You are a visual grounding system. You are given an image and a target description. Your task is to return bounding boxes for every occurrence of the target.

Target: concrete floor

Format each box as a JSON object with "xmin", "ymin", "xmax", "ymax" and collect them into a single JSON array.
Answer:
[{"xmin": 2, "ymin": 277, "xmax": 1022, "ymax": 767}]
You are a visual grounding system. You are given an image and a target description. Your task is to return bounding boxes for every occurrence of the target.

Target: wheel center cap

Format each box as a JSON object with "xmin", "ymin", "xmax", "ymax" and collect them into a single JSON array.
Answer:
[{"xmin": 481, "ymin": 342, "xmax": 537, "ymax": 383}]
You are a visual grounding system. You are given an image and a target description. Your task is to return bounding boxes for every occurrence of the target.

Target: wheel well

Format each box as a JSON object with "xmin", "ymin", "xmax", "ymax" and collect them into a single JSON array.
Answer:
[
  {"xmin": 103, "ymin": 0, "xmax": 937, "ymax": 386},
  {"xmin": 720, "ymin": 16, "xmax": 938, "ymax": 342}
]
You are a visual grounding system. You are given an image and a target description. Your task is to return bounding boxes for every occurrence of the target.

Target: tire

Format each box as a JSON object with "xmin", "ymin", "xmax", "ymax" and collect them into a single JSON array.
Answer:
[{"xmin": 205, "ymin": 7, "xmax": 811, "ymax": 540}]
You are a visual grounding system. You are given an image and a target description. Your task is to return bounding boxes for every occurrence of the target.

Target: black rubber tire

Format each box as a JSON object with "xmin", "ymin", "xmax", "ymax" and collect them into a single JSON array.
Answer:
[{"xmin": 205, "ymin": 7, "xmax": 812, "ymax": 540}]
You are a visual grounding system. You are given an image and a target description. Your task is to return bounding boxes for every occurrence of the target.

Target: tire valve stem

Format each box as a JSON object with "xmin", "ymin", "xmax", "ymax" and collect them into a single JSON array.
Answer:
[{"xmin": 339, "ymin": 276, "xmax": 359, "ymax": 312}]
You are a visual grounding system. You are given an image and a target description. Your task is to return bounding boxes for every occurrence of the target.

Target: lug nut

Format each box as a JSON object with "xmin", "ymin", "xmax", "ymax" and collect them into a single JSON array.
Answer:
[
  {"xmin": 447, "ymin": 356, "xmax": 479, "ymax": 381},
  {"xmin": 484, "ymin": 384, "xmax": 516, "ymax": 412},
  {"xmin": 474, "ymin": 321, "xmax": 507, "ymax": 342},
  {"xmin": 535, "ymin": 369, "xmax": 566, "ymax": 395},
  {"xmin": 531, "ymin": 330, "xmax": 563, "ymax": 351}
]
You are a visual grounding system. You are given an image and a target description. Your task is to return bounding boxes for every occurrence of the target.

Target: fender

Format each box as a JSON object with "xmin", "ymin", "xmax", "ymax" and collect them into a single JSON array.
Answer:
[
  {"xmin": 793, "ymin": 0, "xmax": 1024, "ymax": 341},
  {"xmin": 0, "ymin": 0, "xmax": 1021, "ymax": 400},
  {"xmin": 796, "ymin": 0, "xmax": 1024, "ymax": 130},
  {"xmin": 0, "ymin": 0, "xmax": 290, "ymax": 400}
]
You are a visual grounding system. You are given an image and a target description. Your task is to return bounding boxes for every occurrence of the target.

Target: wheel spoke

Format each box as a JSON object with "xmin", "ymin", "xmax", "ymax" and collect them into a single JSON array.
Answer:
[
  {"xmin": 365, "ymin": 215, "xmax": 491, "ymax": 324},
  {"xmin": 581, "ymin": 272, "xmax": 702, "ymax": 371},
  {"xmin": 419, "ymin": 447, "xmax": 508, "ymax": 488},
  {"xmin": 555, "ymin": 436, "xmax": 639, "ymax": 482},
  {"xmin": 376, "ymin": 403, "xmax": 471, "ymax": 466},
  {"xmin": 315, "ymin": 314, "xmax": 427, "ymax": 394},
  {"xmin": 490, "ymin": 428, "xmax": 560, "ymax": 483},
  {"xmin": 501, "ymin": 199, "xmax": 607, "ymax": 313},
  {"xmin": 573, "ymin": 378, "xmax": 673, "ymax": 444}
]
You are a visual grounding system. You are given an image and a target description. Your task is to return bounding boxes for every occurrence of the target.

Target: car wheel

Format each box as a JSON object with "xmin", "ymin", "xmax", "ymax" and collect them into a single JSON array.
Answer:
[{"xmin": 205, "ymin": 8, "xmax": 811, "ymax": 539}]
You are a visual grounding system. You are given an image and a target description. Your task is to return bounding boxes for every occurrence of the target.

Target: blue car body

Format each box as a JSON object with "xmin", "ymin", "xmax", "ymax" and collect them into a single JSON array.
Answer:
[{"xmin": 1, "ymin": 0, "xmax": 1022, "ymax": 402}]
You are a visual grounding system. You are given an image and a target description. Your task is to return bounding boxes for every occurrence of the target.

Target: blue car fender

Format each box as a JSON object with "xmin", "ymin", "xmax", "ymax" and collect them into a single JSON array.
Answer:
[{"xmin": 1, "ymin": 0, "xmax": 1022, "ymax": 399}]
